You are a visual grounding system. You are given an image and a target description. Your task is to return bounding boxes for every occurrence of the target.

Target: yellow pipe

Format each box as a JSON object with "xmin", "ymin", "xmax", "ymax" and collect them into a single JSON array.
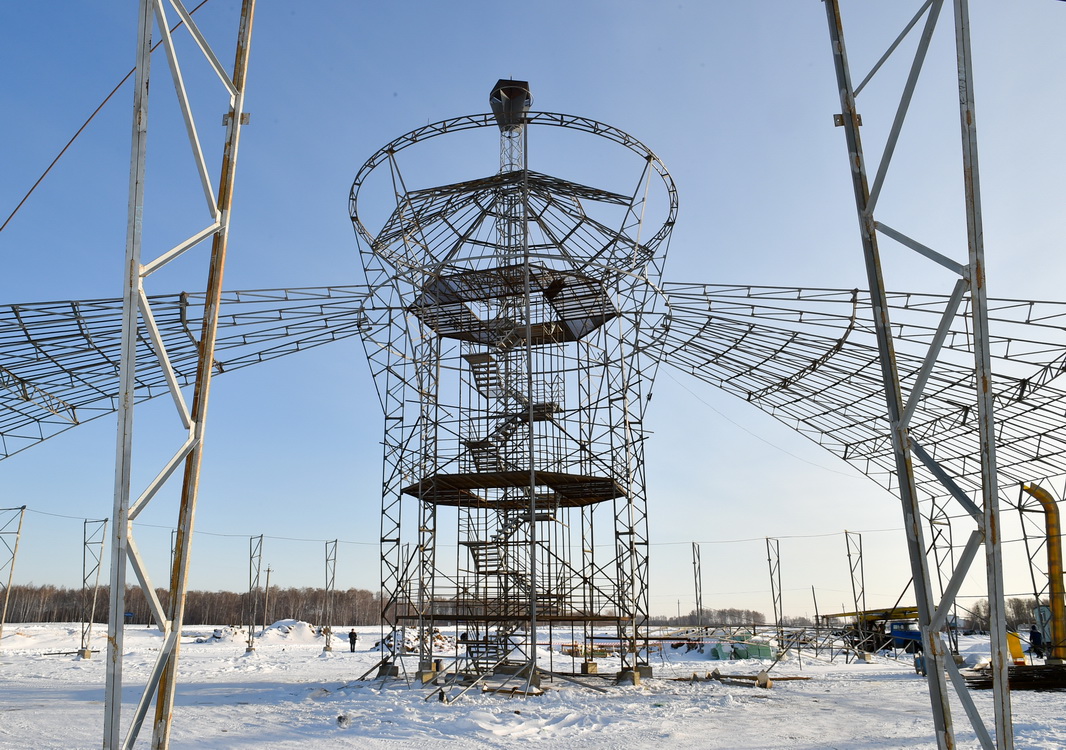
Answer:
[{"xmin": 1020, "ymin": 483, "xmax": 1066, "ymax": 663}]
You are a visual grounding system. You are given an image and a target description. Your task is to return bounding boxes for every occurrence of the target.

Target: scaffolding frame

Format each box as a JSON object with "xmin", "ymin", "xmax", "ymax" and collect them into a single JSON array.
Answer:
[
  {"xmin": 323, "ymin": 539, "xmax": 337, "ymax": 651},
  {"xmin": 349, "ymin": 90, "xmax": 676, "ymax": 685},
  {"xmin": 845, "ymin": 531, "xmax": 867, "ymax": 645},
  {"xmin": 765, "ymin": 538, "xmax": 784, "ymax": 649},
  {"xmin": 245, "ymin": 535, "xmax": 262, "ymax": 652},
  {"xmin": 692, "ymin": 542, "xmax": 704, "ymax": 629}
]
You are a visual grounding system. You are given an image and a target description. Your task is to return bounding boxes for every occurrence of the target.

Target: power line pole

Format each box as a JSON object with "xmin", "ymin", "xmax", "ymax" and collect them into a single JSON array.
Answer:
[
  {"xmin": 323, "ymin": 540, "xmax": 337, "ymax": 652},
  {"xmin": 246, "ymin": 535, "xmax": 263, "ymax": 653},
  {"xmin": 0, "ymin": 506, "xmax": 27, "ymax": 647},
  {"xmin": 79, "ymin": 518, "xmax": 108, "ymax": 659},
  {"xmin": 692, "ymin": 542, "xmax": 703, "ymax": 630}
]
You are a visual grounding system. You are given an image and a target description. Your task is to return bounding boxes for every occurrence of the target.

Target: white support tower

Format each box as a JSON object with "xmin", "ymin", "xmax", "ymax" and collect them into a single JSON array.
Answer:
[{"xmin": 105, "ymin": 2, "xmax": 257, "ymax": 746}]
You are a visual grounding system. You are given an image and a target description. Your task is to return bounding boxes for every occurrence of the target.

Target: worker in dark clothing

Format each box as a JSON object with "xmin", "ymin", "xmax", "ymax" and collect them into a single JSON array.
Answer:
[
  {"xmin": 348, "ymin": 628, "xmax": 359, "ymax": 653},
  {"xmin": 1030, "ymin": 625, "xmax": 1043, "ymax": 659}
]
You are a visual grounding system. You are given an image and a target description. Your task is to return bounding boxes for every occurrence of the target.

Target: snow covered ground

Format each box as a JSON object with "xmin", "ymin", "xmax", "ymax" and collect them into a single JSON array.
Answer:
[{"xmin": 1, "ymin": 622, "xmax": 1063, "ymax": 749}]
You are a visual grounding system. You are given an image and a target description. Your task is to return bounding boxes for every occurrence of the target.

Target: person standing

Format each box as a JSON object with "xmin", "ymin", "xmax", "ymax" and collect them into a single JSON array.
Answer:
[
  {"xmin": 1029, "ymin": 625, "xmax": 1044, "ymax": 660},
  {"xmin": 349, "ymin": 629, "xmax": 359, "ymax": 653}
]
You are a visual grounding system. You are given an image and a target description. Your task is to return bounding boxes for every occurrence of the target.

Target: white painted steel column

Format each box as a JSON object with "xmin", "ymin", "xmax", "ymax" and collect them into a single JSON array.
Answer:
[{"xmin": 105, "ymin": 1, "xmax": 153, "ymax": 745}]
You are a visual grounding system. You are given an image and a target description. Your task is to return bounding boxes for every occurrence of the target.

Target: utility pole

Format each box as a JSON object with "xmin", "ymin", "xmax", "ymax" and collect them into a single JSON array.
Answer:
[
  {"xmin": 262, "ymin": 566, "xmax": 272, "ymax": 633},
  {"xmin": 79, "ymin": 519, "xmax": 108, "ymax": 658},
  {"xmin": 246, "ymin": 535, "xmax": 263, "ymax": 653},
  {"xmin": 0, "ymin": 506, "xmax": 27, "ymax": 647},
  {"xmin": 692, "ymin": 542, "xmax": 704, "ymax": 630}
]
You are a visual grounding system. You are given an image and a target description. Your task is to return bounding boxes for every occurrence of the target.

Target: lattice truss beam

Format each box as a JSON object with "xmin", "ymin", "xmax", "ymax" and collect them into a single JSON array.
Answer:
[{"xmin": 6, "ymin": 280, "xmax": 1066, "ymax": 507}]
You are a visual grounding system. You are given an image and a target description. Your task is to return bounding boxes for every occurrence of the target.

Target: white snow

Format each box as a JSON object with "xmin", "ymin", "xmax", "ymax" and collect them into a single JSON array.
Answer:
[{"xmin": 1, "ymin": 623, "xmax": 1063, "ymax": 749}]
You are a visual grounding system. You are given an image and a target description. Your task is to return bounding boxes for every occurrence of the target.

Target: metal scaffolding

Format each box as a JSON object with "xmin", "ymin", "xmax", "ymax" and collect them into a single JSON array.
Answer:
[
  {"xmin": 845, "ymin": 531, "xmax": 867, "ymax": 641},
  {"xmin": 348, "ymin": 80, "xmax": 676, "ymax": 686},
  {"xmin": 692, "ymin": 542, "xmax": 704, "ymax": 629},
  {"xmin": 245, "ymin": 535, "xmax": 263, "ymax": 653},
  {"xmin": 766, "ymin": 538, "xmax": 784, "ymax": 649},
  {"xmin": 0, "ymin": 5, "xmax": 1059, "ymax": 742}
]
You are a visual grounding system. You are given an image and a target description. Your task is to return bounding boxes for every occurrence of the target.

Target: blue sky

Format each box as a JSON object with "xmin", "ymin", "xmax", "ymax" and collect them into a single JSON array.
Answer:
[{"xmin": 1, "ymin": 1, "xmax": 1064, "ymax": 619}]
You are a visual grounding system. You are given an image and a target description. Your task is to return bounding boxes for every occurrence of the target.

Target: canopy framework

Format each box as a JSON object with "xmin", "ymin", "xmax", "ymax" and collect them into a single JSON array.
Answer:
[
  {"xmin": 0, "ymin": 286, "xmax": 367, "ymax": 460},
  {"xmin": 9, "ymin": 281, "xmax": 1066, "ymax": 493},
  {"xmin": 3, "ymin": 277, "xmax": 1066, "ymax": 712}
]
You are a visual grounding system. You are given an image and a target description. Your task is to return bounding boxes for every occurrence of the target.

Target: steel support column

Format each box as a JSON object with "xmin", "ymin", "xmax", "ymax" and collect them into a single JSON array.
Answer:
[
  {"xmin": 104, "ymin": 1, "xmax": 257, "ymax": 747},
  {"xmin": 824, "ymin": 2, "xmax": 1011, "ymax": 747},
  {"xmin": 245, "ymin": 535, "xmax": 263, "ymax": 653},
  {"xmin": 766, "ymin": 537, "xmax": 784, "ymax": 648},
  {"xmin": 692, "ymin": 542, "xmax": 704, "ymax": 629}
]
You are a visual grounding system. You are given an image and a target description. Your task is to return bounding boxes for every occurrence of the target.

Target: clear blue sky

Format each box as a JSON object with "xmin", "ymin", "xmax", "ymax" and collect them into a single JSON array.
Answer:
[{"xmin": 1, "ymin": 1, "xmax": 1064, "ymax": 619}]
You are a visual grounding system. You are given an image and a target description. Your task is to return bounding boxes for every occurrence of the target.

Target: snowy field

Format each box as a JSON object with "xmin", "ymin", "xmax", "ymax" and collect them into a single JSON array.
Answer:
[{"xmin": 1, "ymin": 621, "xmax": 1063, "ymax": 749}]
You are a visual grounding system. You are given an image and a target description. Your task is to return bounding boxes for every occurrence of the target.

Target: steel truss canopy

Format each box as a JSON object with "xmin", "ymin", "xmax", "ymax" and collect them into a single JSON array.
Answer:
[
  {"xmin": 5, "ymin": 282, "xmax": 1066, "ymax": 503},
  {"xmin": 0, "ymin": 287, "xmax": 367, "ymax": 459},
  {"xmin": 663, "ymin": 283, "xmax": 1066, "ymax": 497}
]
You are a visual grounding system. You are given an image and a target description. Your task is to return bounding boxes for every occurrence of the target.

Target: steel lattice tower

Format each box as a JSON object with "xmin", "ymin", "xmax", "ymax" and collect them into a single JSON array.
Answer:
[{"xmin": 349, "ymin": 81, "xmax": 676, "ymax": 685}]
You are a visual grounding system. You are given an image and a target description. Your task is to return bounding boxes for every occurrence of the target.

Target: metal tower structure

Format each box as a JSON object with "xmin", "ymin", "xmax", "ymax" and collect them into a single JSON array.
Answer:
[
  {"xmin": 0, "ymin": 5, "xmax": 1061, "ymax": 743},
  {"xmin": 245, "ymin": 535, "xmax": 263, "ymax": 652},
  {"xmin": 766, "ymin": 537, "xmax": 784, "ymax": 649},
  {"xmin": 323, "ymin": 539, "xmax": 337, "ymax": 652},
  {"xmin": 0, "ymin": 505, "xmax": 26, "ymax": 647},
  {"xmin": 349, "ymin": 80, "xmax": 676, "ymax": 685},
  {"xmin": 79, "ymin": 518, "xmax": 108, "ymax": 659},
  {"xmin": 845, "ymin": 531, "xmax": 867, "ymax": 643},
  {"xmin": 692, "ymin": 542, "xmax": 704, "ymax": 629},
  {"xmin": 104, "ymin": 1, "xmax": 256, "ymax": 747}
]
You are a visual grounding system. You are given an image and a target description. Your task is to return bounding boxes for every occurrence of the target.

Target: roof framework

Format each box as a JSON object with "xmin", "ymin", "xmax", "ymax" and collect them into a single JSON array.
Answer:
[{"xmin": 7, "ymin": 282, "xmax": 1066, "ymax": 506}]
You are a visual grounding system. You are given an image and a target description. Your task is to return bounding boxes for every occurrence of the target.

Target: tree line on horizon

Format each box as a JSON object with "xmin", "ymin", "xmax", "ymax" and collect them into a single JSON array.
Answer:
[
  {"xmin": 650, "ymin": 607, "xmax": 768, "ymax": 628},
  {"xmin": 2, "ymin": 584, "xmax": 381, "ymax": 627}
]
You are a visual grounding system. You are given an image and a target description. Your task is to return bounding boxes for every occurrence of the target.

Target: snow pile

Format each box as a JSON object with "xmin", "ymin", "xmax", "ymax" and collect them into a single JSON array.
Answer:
[{"xmin": 256, "ymin": 619, "xmax": 322, "ymax": 645}]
